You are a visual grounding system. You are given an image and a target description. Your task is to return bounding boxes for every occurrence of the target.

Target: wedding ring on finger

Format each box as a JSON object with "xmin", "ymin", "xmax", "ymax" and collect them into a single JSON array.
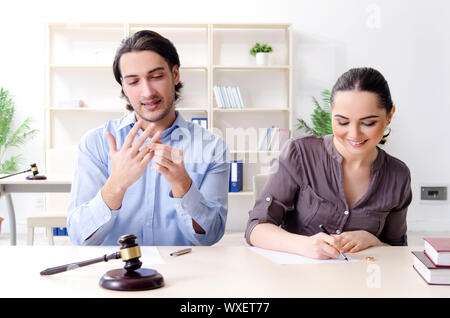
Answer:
[{"xmin": 139, "ymin": 144, "xmax": 151, "ymax": 155}]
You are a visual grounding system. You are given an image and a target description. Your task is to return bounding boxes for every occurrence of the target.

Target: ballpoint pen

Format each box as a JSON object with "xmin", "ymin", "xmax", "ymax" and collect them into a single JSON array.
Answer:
[
  {"xmin": 319, "ymin": 224, "xmax": 349, "ymax": 261},
  {"xmin": 170, "ymin": 248, "xmax": 192, "ymax": 257}
]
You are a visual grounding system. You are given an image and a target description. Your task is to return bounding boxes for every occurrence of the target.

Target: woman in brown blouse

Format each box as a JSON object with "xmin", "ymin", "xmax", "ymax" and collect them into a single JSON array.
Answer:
[{"xmin": 245, "ymin": 67, "xmax": 412, "ymax": 259}]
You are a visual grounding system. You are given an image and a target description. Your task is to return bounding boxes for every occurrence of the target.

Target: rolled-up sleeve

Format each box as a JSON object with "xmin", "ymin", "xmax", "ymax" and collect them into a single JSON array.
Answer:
[
  {"xmin": 245, "ymin": 140, "xmax": 301, "ymax": 245},
  {"xmin": 379, "ymin": 171, "xmax": 412, "ymax": 246}
]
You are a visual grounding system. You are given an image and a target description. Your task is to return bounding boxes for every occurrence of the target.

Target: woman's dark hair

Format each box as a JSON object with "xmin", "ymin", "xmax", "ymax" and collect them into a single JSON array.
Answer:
[
  {"xmin": 330, "ymin": 67, "xmax": 394, "ymax": 144},
  {"xmin": 113, "ymin": 30, "xmax": 184, "ymax": 111}
]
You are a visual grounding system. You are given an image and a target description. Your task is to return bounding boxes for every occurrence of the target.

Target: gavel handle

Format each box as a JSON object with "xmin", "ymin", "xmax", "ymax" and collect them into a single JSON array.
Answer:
[
  {"xmin": 0, "ymin": 169, "xmax": 31, "ymax": 179},
  {"xmin": 40, "ymin": 252, "xmax": 121, "ymax": 275}
]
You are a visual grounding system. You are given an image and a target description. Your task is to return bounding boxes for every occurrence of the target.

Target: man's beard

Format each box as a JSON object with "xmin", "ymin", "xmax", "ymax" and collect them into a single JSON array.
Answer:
[
  {"xmin": 135, "ymin": 100, "xmax": 174, "ymax": 123},
  {"xmin": 131, "ymin": 91, "xmax": 176, "ymax": 123}
]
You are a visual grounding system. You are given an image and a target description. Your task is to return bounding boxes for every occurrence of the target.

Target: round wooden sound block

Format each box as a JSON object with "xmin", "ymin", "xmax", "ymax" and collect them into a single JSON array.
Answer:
[
  {"xmin": 26, "ymin": 175, "xmax": 47, "ymax": 180},
  {"xmin": 99, "ymin": 268, "xmax": 164, "ymax": 291}
]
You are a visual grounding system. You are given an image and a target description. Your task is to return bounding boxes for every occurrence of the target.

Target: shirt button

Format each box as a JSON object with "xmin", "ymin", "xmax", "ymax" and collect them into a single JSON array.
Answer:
[
  {"xmin": 265, "ymin": 197, "xmax": 271, "ymax": 202},
  {"xmin": 146, "ymin": 222, "xmax": 150, "ymax": 227},
  {"xmin": 344, "ymin": 210, "xmax": 349, "ymax": 215},
  {"xmin": 336, "ymin": 230, "xmax": 341, "ymax": 234}
]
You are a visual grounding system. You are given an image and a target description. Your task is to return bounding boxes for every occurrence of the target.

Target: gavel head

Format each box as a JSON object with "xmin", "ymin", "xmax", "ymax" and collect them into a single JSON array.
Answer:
[
  {"xmin": 117, "ymin": 234, "xmax": 143, "ymax": 272},
  {"xmin": 30, "ymin": 163, "xmax": 39, "ymax": 176}
]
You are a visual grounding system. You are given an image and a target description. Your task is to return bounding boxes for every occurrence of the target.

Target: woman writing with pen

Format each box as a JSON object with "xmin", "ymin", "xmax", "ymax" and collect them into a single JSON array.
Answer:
[{"xmin": 245, "ymin": 67, "xmax": 412, "ymax": 259}]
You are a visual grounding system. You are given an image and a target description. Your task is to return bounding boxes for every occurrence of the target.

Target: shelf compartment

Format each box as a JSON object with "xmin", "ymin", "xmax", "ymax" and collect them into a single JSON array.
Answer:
[
  {"xmin": 213, "ymin": 27, "xmax": 290, "ymax": 66},
  {"xmin": 177, "ymin": 68, "xmax": 208, "ymax": 108},
  {"xmin": 213, "ymin": 68, "xmax": 288, "ymax": 109},
  {"xmin": 129, "ymin": 26, "xmax": 208, "ymax": 67},
  {"xmin": 49, "ymin": 67, "xmax": 123, "ymax": 109},
  {"xmin": 230, "ymin": 150, "xmax": 280, "ymax": 154},
  {"xmin": 49, "ymin": 24, "xmax": 124, "ymax": 65},
  {"xmin": 213, "ymin": 108, "xmax": 289, "ymax": 112},
  {"xmin": 48, "ymin": 107, "xmax": 125, "ymax": 113},
  {"xmin": 228, "ymin": 191, "xmax": 253, "ymax": 196},
  {"xmin": 213, "ymin": 111, "xmax": 289, "ymax": 151},
  {"xmin": 49, "ymin": 111, "xmax": 123, "ymax": 148},
  {"xmin": 213, "ymin": 65, "xmax": 290, "ymax": 70}
]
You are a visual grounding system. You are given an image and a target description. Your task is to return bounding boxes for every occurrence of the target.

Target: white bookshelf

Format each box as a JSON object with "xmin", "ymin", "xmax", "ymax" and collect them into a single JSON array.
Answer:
[{"xmin": 45, "ymin": 23, "xmax": 292, "ymax": 227}]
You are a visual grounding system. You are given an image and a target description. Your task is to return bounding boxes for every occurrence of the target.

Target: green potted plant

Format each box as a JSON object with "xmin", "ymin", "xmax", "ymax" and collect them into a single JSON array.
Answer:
[
  {"xmin": 0, "ymin": 88, "xmax": 37, "ymax": 174},
  {"xmin": 249, "ymin": 42, "xmax": 273, "ymax": 66},
  {"xmin": 296, "ymin": 89, "xmax": 333, "ymax": 136}
]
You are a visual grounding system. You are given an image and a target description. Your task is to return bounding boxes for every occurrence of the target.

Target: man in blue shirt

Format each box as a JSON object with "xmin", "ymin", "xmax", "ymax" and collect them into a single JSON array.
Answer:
[{"xmin": 67, "ymin": 30, "xmax": 229, "ymax": 246}]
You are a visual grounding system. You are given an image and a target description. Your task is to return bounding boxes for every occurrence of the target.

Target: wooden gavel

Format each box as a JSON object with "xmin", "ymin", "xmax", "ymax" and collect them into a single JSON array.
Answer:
[
  {"xmin": 40, "ymin": 234, "xmax": 164, "ymax": 291},
  {"xmin": 0, "ymin": 163, "xmax": 47, "ymax": 180},
  {"xmin": 40, "ymin": 234, "xmax": 142, "ymax": 275}
]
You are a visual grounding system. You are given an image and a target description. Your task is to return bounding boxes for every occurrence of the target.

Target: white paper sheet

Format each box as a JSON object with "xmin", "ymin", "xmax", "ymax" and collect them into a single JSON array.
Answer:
[{"xmin": 248, "ymin": 247, "xmax": 358, "ymax": 264}]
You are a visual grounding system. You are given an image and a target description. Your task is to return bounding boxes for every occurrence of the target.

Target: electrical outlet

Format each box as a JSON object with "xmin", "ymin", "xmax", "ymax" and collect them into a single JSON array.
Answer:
[{"xmin": 421, "ymin": 186, "xmax": 447, "ymax": 201}]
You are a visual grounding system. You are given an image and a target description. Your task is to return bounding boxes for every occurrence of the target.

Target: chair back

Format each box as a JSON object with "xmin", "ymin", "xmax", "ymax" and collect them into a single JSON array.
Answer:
[{"xmin": 252, "ymin": 174, "xmax": 270, "ymax": 202}]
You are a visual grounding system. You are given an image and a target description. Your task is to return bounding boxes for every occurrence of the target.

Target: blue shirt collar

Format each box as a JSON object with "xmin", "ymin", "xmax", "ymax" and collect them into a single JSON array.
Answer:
[{"xmin": 117, "ymin": 110, "xmax": 188, "ymax": 138}]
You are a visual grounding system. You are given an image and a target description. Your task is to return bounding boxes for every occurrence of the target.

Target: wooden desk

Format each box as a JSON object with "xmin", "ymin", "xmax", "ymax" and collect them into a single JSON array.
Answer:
[
  {"xmin": 0, "ymin": 175, "xmax": 72, "ymax": 245},
  {"xmin": 0, "ymin": 245, "xmax": 448, "ymax": 298}
]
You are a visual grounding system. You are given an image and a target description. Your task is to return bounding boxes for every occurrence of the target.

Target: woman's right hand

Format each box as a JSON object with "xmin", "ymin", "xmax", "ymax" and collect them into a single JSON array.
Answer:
[{"xmin": 300, "ymin": 232, "xmax": 342, "ymax": 259}]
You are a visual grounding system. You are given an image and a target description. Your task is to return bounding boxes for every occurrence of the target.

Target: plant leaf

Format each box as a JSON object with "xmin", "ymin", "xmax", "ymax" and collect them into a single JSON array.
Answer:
[
  {"xmin": 296, "ymin": 89, "xmax": 333, "ymax": 136},
  {"xmin": 0, "ymin": 87, "xmax": 38, "ymax": 173},
  {"xmin": 0, "ymin": 154, "xmax": 21, "ymax": 174},
  {"xmin": 4, "ymin": 117, "xmax": 37, "ymax": 148}
]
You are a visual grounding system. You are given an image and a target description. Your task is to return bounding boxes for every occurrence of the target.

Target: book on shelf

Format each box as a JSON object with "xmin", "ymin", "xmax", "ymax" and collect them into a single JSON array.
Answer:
[
  {"xmin": 258, "ymin": 127, "xmax": 272, "ymax": 150},
  {"xmin": 266, "ymin": 127, "xmax": 279, "ymax": 151},
  {"xmin": 191, "ymin": 117, "xmax": 208, "ymax": 130},
  {"xmin": 258, "ymin": 127, "xmax": 291, "ymax": 151},
  {"xmin": 221, "ymin": 86, "xmax": 230, "ymax": 108},
  {"xmin": 213, "ymin": 85, "xmax": 244, "ymax": 109},
  {"xmin": 424, "ymin": 237, "xmax": 450, "ymax": 266},
  {"xmin": 412, "ymin": 251, "xmax": 450, "ymax": 285},
  {"xmin": 213, "ymin": 86, "xmax": 224, "ymax": 109},
  {"xmin": 229, "ymin": 160, "xmax": 243, "ymax": 192},
  {"xmin": 235, "ymin": 86, "xmax": 244, "ymax": 108}
]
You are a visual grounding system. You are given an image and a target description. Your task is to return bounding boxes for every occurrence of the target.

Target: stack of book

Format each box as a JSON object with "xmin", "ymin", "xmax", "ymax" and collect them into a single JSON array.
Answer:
[
  {"xmin": 213, "ymin": 85, "xmax": 244, "ymax": 109},
  {"xmin": 412, "ymin": 237, "xmax": 450, "ymax": 285},
  {"xmin": 258, "ymin": 127, "xmax": 290, "ymax": 151}
]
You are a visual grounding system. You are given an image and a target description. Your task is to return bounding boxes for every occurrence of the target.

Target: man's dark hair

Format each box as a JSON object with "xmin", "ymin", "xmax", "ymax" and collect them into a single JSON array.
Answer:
[{"xmin": 113, "ymin": 30, "xmax": 183, "ymax": 111}]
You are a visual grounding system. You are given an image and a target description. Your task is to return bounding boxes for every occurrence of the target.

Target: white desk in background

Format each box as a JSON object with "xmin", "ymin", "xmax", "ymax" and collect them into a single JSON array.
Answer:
[{"xmin": 0, "ymin": 175, "xmax": 72, "ymax": 245}]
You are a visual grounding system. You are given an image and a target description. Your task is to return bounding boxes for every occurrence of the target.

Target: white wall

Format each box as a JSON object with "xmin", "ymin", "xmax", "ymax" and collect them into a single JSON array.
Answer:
[{"xmin": 0, "ymin": 0, "xmax": 449, "ymax": 234}]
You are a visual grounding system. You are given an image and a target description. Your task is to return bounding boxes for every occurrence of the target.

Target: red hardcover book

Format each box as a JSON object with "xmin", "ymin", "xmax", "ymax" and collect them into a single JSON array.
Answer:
[
  {"xmin": 423, "ymin": 237, "xmax": 450, "ymax": 266},
  {"xmin": 412, "ymin": 251, "xmax": 450, "ymax": 285}
]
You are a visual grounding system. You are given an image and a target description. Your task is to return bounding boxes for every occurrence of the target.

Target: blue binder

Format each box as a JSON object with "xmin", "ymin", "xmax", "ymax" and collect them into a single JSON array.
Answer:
[
  {"xmin": 229, "ymin": 160, "xmax": 243, "ymax": 192},
  {"xmin": 53, "ymin": 227, "xmax": 68, "ymax": 236},
  {"xmin": 191, "ymin": 117, "xmax": 208, "ymax": 129}
]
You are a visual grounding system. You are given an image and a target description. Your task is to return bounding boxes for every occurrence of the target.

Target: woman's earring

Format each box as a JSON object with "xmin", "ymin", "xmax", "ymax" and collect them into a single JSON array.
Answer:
[{"xmin": 380, "ymin": 126, "xmax": 391, "ymax": 145}]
